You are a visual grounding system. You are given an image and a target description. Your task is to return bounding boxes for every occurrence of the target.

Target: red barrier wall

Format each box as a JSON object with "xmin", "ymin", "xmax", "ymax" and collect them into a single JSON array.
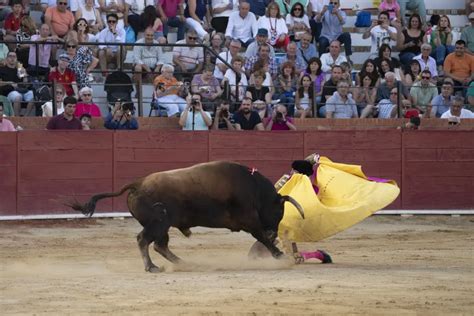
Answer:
[{"xmin": 0, "ymin": 130, "xmax": 472, "ymax": 216}]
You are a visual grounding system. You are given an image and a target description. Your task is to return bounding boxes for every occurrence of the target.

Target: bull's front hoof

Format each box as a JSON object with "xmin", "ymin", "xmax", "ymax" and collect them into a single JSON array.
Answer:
[
  {"xmin": 273, "ymin": 250, "xmax": 284, "ymax": 259},
  {"xmin": 145, "ymin": 264, "xmax": 163, "ymax": 273}
]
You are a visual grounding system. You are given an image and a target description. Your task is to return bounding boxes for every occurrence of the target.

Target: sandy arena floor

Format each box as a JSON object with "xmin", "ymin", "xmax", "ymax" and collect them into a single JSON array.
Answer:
[{"xmin": 0, "ymin": 215, "xmax": 473, "ymax": 315}]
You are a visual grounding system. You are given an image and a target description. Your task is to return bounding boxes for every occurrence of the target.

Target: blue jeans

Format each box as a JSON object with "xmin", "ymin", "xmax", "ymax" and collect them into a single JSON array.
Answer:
[
  {"xmin": 398, "ymin": 0, "xmax": 426, "ymax": 24},
  {"xmin": 432, "ymin": 45, "xmax": 455, "ymax": 66},
  {"xmin": 163, "ymin": 17, "xmax": 185, "ymax": 41},
  {"xmin": 399, "ymin": 52, "xmax": 417, "ymax": 67}
]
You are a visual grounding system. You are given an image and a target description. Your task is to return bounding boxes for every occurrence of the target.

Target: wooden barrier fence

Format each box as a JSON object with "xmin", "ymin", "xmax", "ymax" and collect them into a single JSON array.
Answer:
[{"xmin": 0, "ymin": 129, "xmax": 472, "ymax": 216}]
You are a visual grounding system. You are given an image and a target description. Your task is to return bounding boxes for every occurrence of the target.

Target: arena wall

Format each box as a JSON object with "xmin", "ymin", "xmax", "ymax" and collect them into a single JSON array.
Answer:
[{"xmin": 0, "ymin": 130, "xmax": 472, "ymax": 216}]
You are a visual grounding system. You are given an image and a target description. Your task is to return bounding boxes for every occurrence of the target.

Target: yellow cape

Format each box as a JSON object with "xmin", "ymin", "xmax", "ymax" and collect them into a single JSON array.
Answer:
[{"xmin": 278, "ymin": 157, "xmax": 400, "ymax": 242}]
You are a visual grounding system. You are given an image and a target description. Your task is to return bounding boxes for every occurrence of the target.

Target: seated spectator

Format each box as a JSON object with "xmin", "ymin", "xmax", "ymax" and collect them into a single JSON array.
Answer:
[
  {"xmin": 325, "ymin": 80, "xmax": 357, "ymax": 119},
  {"xmin": 178, "ymin": 94, "xmax": 212, "ymax": 130},
  {"xmin": 141, "ymin": 5, "xmax": 165, "ymax": 40},
  {"xmin": 191, "ymin": 65, "xmax": 222, "ymax": 111},
  {"xmin": 394, "ymin": 14, "xmax": 425, "ymax": 66},
  {"xmin": 124, "ymin": 0, "xmax": 154, "ymax": 35},
  {"xmin": 285, "ymin": 2, "xmax": 310, "ymax": 42},
  {"xmin": 15, "ymin": 16, "xmax": 37, "ymax": 66},
  {"xmin": 245, "ymin": 44, "xmax": 278, "ymax": 79},
  {"xmin": 157, "ymin": 0, "xmax": 185, "ymax": 41},
  {"xmin": 275, "ymin": 61, "xmax": 298, "ymax": 114},
  {"xmin": 373, "ymin": 43, "xmax": 401, "ymax": 72},
  {"xmin": 296, "ymin": 32, "xmax": 318, "ymax": 67},
  {"xmin": 375, "ymin": 87, "xmax": 400, "ymax": 118},
  {"xmin": 210, "ymin": 0, "xmax": 236, "ymax": 34},
  {"xmin": 42, "ymin": 84, "xmax": 66, "ymax": 117},
  {"xmin": 429, "ymin": 15, "xmax": 455, "ymax": 68},
  {"xmin": 295, "ymin": 74, "xmax": 314, "ymax": 119},
  {"xmin": 206, "ymin": 32, "xmax": 225, "ymax": 65},
  {"xmin": 395, "ymin": 99, "xmax": 420, "ymax": 119},
  {"xmin": 132, "ymin": 27, "xmax": 164, "ymax": 91},
  {"xmin": 67, "ymin": 39, "xmax": 99, "ymax": 90},
  {"xmin": 363, "ymin": 11, "xmax": 397, "ymax": 59},
  {"xmin": 319, "ymin": 65, "xmax": 343, "ymax": 115},
  {"xmin": 301, "ymin": 57, "xmax": 325, "ymax": 104},
  {"xmin": 245, "ymin": 28, "xmax": 275, "ymax": 60},
  {"xmin": 223, "ymin": 56, "xmax": 248, "ymax": 102},
  {"xmin": 45, "ymin": 0, "xmax": 75, "ymax": 38},
  {"xmin": 340, "ymin": 61, "xmax": 353, "ymax": 86},
  {"xmin": 355, "ymin": 74, "xmax": 378, "ymax": 118},
  {"xmin": 27, "ymin": 24, "xmax": 56, "ymax": 78},
  {"xmin": 215, "ymin": 39, "xmax": 241, "ymax": 81},
  {"xmin": 378, "ymin": 58, "xmax": 404, "ymax": 82},
  {"xmin": 172, "ymin": 30, "xmax": 204, "ymax": 80},
  {"xmin": 66, "ymin": 18, "xmax": 99, "ymax": 49},
  {"xmin": 461, "ymin": 12, "xmax": 474, "ymax": 55},
  {"xmin": 248, "ymin": 59, "xmax": 274, "ymax": 93},
  {"xmin": 184, "ymin": 0, "xmax": 210, "ymax": 42},
  {"xmin": 0, "ymin": 51, "xmax": 34, "ymax": 116},
  {"xmin": 315, "ymin": 0, "xmax": 352, "ymax": 64},
  {"xmin": 265, "ymin": 104, "xmax": 296, "ymax": 130},
  {"xmin": 0, "ymin": 102, "xmax": 16, "ymax": 131},
  {"xmin": 319, "ymin": 40, "xmax": 347, "ymax": 76},
  {"xmin": 279, "ymin": 42, "xmax": 306, "ymax": 74},
  {"xmin": 225, "ymin": 1, "xmax": 257, "ymax": 48},
  {"xmin": 49, "ymin": 54, "xmax": 78, "ymax": 97},
  {"xmin": 233, "ymin": 97, "xmax": 265, "ymax": 130},
  {"xmin": 413, "ymin": 44, "xmax": 438, "ymax": 79},
  {"xmin": 4, "ymin": 0, "xmax": 24, "ymax": 51},
  {"xmin": 75, "ymin": 87, "xmax": 102, "ymax": 117},
  {"xmin": 378, "ymin": 0, "xmax": 400, "ymax": 22},
  {"xmin": 410, "ymin": 70, "xmax": 438, "ymax": 117},
  {"xmin": 403, "ymin": 59, "xmax": 421, "ymax": 87},
  {"xmin": 431, "ymin": 81, "xmax": 455, "ymax": 118},
  {"xmin": 212, "ymin": 100, "xmax": 236, "ymax": 130},
  {"xmin": 376, "ymin": 72, "xmax": 409, "ymax": 102},
  {"xmin": 397, "ymin": 0, "xmax": 426, "ymax": 26},
  {"xmin": 76, "ymin": 0, "xmax": 104, "ymax": 34},
  {"xmin": 152, "ymin": 64, "xmax": 187, "ymax": 117},
  {"xmin": 356, "ymin": 59, "xmax": 381, "ymax": 87},
  {"xmin": 256, "ymin": 2, "xmax": 289, "ymax": 49},
  {"xmin": 440, "ymin": 95, "xmax": 474, "ymax": 119},
  {"xmin": 46, "ymin": 96, "xmax": 83, "ymax": 129},
  {"xmin": 246, "ymin": 70, "xmax": 272, "ymax": 119},
  {"xmin": 104, "ymin": 101, "xmax": 139, "ymax": 129},
  {"xmin": 443, "ymin": 40, "xmax": 474, "ymax": 92},
  {"xmin": 80, "ymin": 113, "xmax": 92, "ymax": 130},
  {"xmin": 98, "ymin": 13, "xmax": 126, "ymax": 77}
]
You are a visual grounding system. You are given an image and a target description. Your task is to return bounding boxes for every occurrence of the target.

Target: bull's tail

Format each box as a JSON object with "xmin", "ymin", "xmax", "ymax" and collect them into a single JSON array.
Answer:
[{"xmin": 67, "ymin": 183, "xmax": 136, "ymax": 217}]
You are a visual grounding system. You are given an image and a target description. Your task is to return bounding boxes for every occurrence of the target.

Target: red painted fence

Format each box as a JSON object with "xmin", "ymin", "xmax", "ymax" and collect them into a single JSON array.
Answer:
[{"xmin": 0, "ymin": 130, "xmax": 472, "ymax": 216}]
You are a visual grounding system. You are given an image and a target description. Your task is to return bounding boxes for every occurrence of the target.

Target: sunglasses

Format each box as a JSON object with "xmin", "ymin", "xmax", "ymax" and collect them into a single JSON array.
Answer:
[
  {"xmin": 107, "ymin": 20, "xmax": 117, "ymax": 24},
  {"xmin": 188, "ymin": 36, "xmax": 197, "ymax": 40},
  {"xmin": 78, "ymin": 23, "xmax": 87, "ymax": 27},
  {"xmin": 55, "ymin": 91, "xmax": 64, "ymax": 94},
  {"xmin": 67, "ymin": 45, "xmax": 77, "ymax": 48},
  {"xmin": 294, "ymin": 8, "xmax": 302, "ymax": 11},
  {"xmin": 82, "ymin": 93, "xmax": 92, "ymax": 96},
  {"xmin": 58, "ymin": 1, "xmax": 67, "ymax": 5},
  {"xmin": 330, "ymin": 2, "xmax": 338, "ymax": 4},
  {"xmin": 422, "ymin": 76, "xmax": 430, "ymax": 79}
]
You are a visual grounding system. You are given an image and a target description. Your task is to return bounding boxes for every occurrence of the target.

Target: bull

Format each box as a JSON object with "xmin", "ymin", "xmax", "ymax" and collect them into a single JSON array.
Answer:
[{"xmin": 69, "ymin": 161, "xmax": 304, "ymax": 272}]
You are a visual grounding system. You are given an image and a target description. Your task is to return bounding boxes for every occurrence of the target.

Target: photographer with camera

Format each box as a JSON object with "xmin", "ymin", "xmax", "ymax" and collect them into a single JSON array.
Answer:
[
  {"xmin": 179, "ymin": 94, "xmax": 212, "ymax": 130},
  {"xmin": 362, "ymin": 11, "xmax": 397, "ymax": 59},
  {"xmin": 104, "ymin": 101, "xmax": 139, "ymax": 130},
  {"xmin": 265, "ymin": 105, "xmax": 296, "ymax": 131},
  {"xmin": 212, "ymin": 101, "xmax": 235, "ymax": 130}
]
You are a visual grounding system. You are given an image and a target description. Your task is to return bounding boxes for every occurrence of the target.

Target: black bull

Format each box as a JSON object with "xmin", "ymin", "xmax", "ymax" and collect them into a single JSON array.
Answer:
[{"xmin": 69, "ymin": 161, "xmax": 304, "ymax": 272}]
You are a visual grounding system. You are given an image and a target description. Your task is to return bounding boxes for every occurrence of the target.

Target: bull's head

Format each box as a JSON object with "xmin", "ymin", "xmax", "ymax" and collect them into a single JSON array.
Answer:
[{"xmin": 281, "ymin": 195, "xmax": 304, "ymax": 219}]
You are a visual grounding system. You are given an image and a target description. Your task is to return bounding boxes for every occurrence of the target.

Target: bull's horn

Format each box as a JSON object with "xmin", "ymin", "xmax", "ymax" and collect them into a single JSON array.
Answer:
[{"xmin": 282, "ymin": 195, "xmax": 305, "ymax": 219}]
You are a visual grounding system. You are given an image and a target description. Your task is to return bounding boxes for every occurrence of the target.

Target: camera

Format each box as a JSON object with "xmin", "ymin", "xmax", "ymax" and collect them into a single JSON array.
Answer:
[
  {"xmin": 191, "ymin": 99, "xmax": 199, "ymax": 106},
  {"xmin": 221, "ymin": 108, "xmax": 229, "ymax": 117},
  {"xmin": 276, "ymin": 112, "xmax": 283, "ymax": 119},
  {"xmin": 121, "ymin": 102, "xmax": 135, "ymax": 115},
  {"xmin": 377, "ymin": 20, "xmax": 383, "ymax": 25},
  {"xmin": 157, "ymin": 82, "xmax": 165, "ymax": 92}
]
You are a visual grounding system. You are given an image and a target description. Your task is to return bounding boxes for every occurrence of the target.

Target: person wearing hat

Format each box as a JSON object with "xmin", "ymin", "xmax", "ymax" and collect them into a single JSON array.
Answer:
[
  {"xmin": 461, "ymin": 12, "xmax": 474, "ymax": 55},
  {"xmin": 224, "ymin": 1, "xmax": 258, "ymax": 48},
  {"xmin": 245, "ymin": 28, "xmax": 276, "ymax": 59},
  {"xmin": 48, "ymin": 53, "xmax": 78, "ymax": 97}
]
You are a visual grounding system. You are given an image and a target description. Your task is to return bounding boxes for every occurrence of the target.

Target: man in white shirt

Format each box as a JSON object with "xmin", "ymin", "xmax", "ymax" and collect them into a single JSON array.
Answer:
[
  {"xmin": 225, "ymin": 1, "xmax": 257, "ymax": 47},
  {"xmin": 98, "ymin": 13, "xmax": 126, "ymax": 76},
  {"xmin": 440, "ymin": 95, "xmax": 474, "ymax": 119},
  {"xmin": 413, "ymin": 44, "xmax": 438, "ymax": 79},
  {"xmin": 320, "ymin": 40, "xmax": 346, "ymax": 75},
  {"xmin": 362, "ymin": 11, "xmax": 397, "ymax": 58}
]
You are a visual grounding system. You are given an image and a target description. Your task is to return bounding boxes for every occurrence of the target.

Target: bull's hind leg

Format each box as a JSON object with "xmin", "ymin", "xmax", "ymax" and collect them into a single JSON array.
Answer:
[
  {"xmin": 250, "ymin": 230, "xmax": 284, "ymax": 259},
  {"xmin": 153, "ymin": 232, "xmax": 182, "ymax": 264},
  {"xmin": 137, "ymin": 228, "xmax": 162, "ymax": 273}
]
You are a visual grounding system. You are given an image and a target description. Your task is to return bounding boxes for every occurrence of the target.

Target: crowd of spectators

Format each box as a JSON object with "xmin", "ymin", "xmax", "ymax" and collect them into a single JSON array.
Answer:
[{"xmin": 0, "ymin": 0, "xmax": 474, "ymax": 131}]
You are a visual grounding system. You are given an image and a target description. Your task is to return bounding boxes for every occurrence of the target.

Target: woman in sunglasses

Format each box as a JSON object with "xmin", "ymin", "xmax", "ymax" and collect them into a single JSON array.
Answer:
[
  {"xmin": 286, "ymin": 3, "xmax": 310, "ymax": 42},
  {"xmin": 75, "ymin": 0, "xmax": 104, "ymax": 34},
  {"xmin": 66, "ymin": 39, "xmax": 99, "ymax": 90},
  {"xmin": 41, "ymin": 84, "xmax": 66, "ymax": 117},
  {"xmin": 74, "ymin": 86, "xmax": 102, "ymax": 117}
]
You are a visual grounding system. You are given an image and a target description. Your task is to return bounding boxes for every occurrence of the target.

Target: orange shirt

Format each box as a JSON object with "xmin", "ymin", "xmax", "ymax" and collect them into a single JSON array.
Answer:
[
  {"xmin": 443, "ymin": 53, "xmax": 474, "ymax": 81},
  {"xmin": 45, "ymin": 7, "xmax": 75, "ymax": 37},
  {"xmin": 153, "ymin": 75, "xmax": 180, "ymax": 96}
]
